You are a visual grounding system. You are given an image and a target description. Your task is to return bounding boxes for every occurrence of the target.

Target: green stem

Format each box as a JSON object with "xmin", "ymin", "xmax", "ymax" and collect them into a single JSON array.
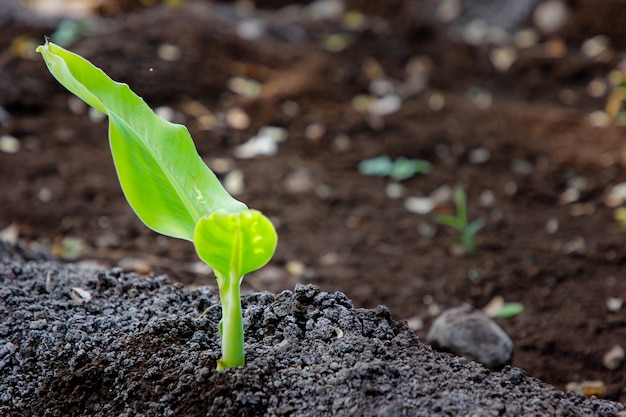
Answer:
[{"xmin": 216, "ymin": 272, "xmax": 245, "ymax": 370}]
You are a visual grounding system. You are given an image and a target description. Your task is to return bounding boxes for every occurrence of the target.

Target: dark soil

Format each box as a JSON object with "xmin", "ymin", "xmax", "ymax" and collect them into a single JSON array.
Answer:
[
  {"xmin": 1, "ymin": 241, "xmax": 624, "ymax": 416},
  {"xmin": 1, "ymin": 0, "xmax": 626, "ymax": 409}
]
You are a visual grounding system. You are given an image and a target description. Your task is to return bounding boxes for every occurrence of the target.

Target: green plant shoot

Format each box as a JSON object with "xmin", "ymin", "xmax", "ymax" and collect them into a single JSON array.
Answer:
[
  {"xmin": 434, "ymin": 185, "xmax": 485, "ymax": 255},
  {"xmin": 358, "ymin": 155, "xmax": 432, "ymax": 181},
  {"xmin": 37, "ymin": 40, "xmax": 277, "ymax": 370}
]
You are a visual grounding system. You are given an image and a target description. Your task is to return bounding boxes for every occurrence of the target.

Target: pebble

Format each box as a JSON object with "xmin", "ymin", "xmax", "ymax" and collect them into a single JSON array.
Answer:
[
  {"xmin": 603, "ymin": 182, "xmax": 626, "ymax": 207},
  {"xmin": 117, "ymin": 257, "xmax": 152, "ymax": 275},
  {"xmin": 223, "ymin": 169, "xmax": 245, "ymax": 196},
  {"xmin": 233, "ymin": 135, "xmax": 277, "ymax": 159},
  {"xmin": 606, "ymin": 297, "xmax": 623, "ymax": 313},
  {"xmin": 490, "ymin": 47, "xmax": 517, "ymax": 72},
  {"xmin": 566, "ymin": 380, "xmax": 606, "ymax": 397},
  {"xmin": 588, "ymin": 111, "xmax": 611, "ymax": 127},
  {"xmin": 427, "ymin": 305, "xmax": 513, "ymax": 369},
  {"xmin": 155, "ymin": 106, "xmax": 175, "ymax": 122},
  {"xmin": 385, "ymin": 183, "xmax": 404, "ymax": 199},
  {"xmin": 331, "ymin": 134, "xmax": 351, "ymax": 153},
  {"xmin": 581, "ymin": 35, "xmax": 609, "ymax": 59},
  {"xmin": 428, "ymin": 92, "xmax": 445, "ymax": 111},
  {"xmin": 469, "ymin": 147, "xmax": 491, "ymax": 164},
  {"xmin": 587, "ymin": 78, "xmax": 608, "ymax": 98},
  {"xmin": 602, "ymin": 345, "xmax": 625, "ymax": 371},
  {"xmin": 533, "ymin": 0, "xmax": 569, "ymax": 34},
  {"xmin": 157, "ymin": 43, "xmax": 181, "ymax": 62},
  {"xmin": 67, "ymin": 96, "xmax": 86, "ymax": 114},
  {"xmin": 405, "ymin": 196, "xmax": 435, "ymax": 215},
  {"xmin": 69, "ymin": 287, "xmax": 92, "ymax": 303},
  {"xmin": 511, "ymin": 159, "xmax": 534, "ymax": 175},
  {"xmin": 285, "ymin": 168, "xmax": 313, "ymax": 193},
  {"xmin": 559, "ymin": 187, "xmax": 580, "ymax": 205},
  {"xmin": 514, "ymin": 28, "xmax": 539, "ymax": 49},
  {"xmin": 545, "ymin": 217, "xmax": 559, "ymax": 234},
  {"xmin": 226, "ymin": 107, "xmax": 250, "ymax": 130},
  {"xmin": 0, "ymin": 135, "xmax": 20, "ymax": 154},
  {"xmin": 88, "ymin": 107, "xmax": 106, "ymax": 123},
  {"xmin": 479, "ymin": 190, "xmax": 495, "ymax": 207}
]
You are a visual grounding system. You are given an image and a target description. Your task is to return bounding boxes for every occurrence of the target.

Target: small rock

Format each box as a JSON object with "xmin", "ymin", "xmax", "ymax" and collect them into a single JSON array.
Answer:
[
  {"xmin": 405, "ymin": 196, "xmax": 435, "ymax": 215},
  {"xmin": 490, "ymin": 47, "xmax": 517, "ymax": 72},
  {"xmin": 0, "ymin": 135, "xmax": 20, "ymax": 154},
  {"xmin": 118, "ymin": 257, "xmax": 152, "ymax": 275},
  {"xmin": 157, "ymin": 43, "xmax": 181, "ymax": 62},
  {"xmin": 224, "ymin": 169, "xmax": 245, "ymax": 196},
  {"xmin": 226, "ymin": 107, "xmax": 250, "ymax": 130},
  {"xmin": 427, "ymin": 305, "xmax": 513, "ymax": 369},
  {"xmin": 69, "ymin": 287, "xmax": 92, "ymax": 303},
  {"xmin": 533, "ymin": 0, "xmax": 569, "ymax": 34},
  {"xmin": 469, "ymin": 147, "xmax": 490, "ymax": 164},
  {"xmin": 603, "ymin": 182, "xmax": 626, "ymax": 207},
  {"xmin": 603, "ymin": 345, "xmax": 625, "ymax": 371},
  {"xmin": 566, "ymin": 380, "xmax": 607, "ymax": 397},
  {"xmin": 606, "ymin": 297, "xmax": 623, "ymax": 313},
  {"xmin": 581, "ymin": 35, "xmax": 609, "ymax": 59}
]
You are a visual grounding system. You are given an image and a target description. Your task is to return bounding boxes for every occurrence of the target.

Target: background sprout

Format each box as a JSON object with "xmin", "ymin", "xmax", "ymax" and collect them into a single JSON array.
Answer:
[
  {"xmin": 358, "ymin": 155, "xmax": 432, "ymax": 181},
  {"xmin": 37, "ymin": 41, "xmax": 277, "ymax": 370},
  {"xmin": 434, "ymin": 185, "xmax": 485, "ymax": 255}
]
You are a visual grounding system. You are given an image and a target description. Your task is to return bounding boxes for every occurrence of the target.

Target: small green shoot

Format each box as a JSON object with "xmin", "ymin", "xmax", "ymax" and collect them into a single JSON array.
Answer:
[
  {"xmin": 494, "ymin": 302, "xmax": 524, "ymax": 319},
  {"xmin": 358, "ymin": 155, "xmax": 432, "ymax": 181},
  {"xmin": 434, "ymin": 185, "xmax": 485, "ymax": 255},
  {"xmin": 37, "ymin": 40, "xmax": 277, "ymax": 370}
]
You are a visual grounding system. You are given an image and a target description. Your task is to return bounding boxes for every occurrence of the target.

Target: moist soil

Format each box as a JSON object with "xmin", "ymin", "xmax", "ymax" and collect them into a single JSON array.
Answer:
[
  {"xmin": 0, "ymin": 241, "xmax": 623, "ymax": 416},
  {"xmin": 1, "ymin": 0, "xmax": 626, "ymax": 412}
]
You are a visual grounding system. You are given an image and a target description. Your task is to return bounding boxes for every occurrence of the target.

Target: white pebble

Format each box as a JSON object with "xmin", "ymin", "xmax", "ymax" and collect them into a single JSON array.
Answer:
[
  {"xmin": 236, "ymin": 18, "xmax": 266, "ymax": 40},
  {"xmin": 606, "ymin": 297, "xmax": 623, "ymax": 313},
  {"xmin": 372, "ymin": 94, "xmax": 402, "ymax": 116},
  {"xmin": 67, "ymin": 96, "xmax": 86, "ymax": 114},
  {"xmin": 226, "ymin": 107, "xmax": 250, "ymax": 130},
  {"xmin": 588, "ymin": 111, "xmax": 610, "ymax": 127},
  {"xmin": 545, "ymin": 217, "xmax": 559, "ymax": 234},
  {"xmin": 430, "ymin": 185, "xmax": 453, "ymax": 205},
  {"xmin": 604, "ymin": 182, "xmax": 626, "ymax": 207},
  {"xmin": 559, "ymin": 187, "xmax": 580, "ymax": 204},
  {"xmin": 305, "ymin": 123, "xmax": 326, "ymax": 140},
  {"xmin": 157, "ymin": 43, "xmax": 182, "ymax": 62},
  {"xmin": 88, "ymin": 107, "xmax": 106, "ymax": 123},
  {"xmin": 0, "ymin": 135, "xmax": 20, "ymax": 154},
  {"xmin": 490, "ymin": 47, "xmax": 517, "ymax": 72},
  {"xmin": 581, "ymin": 35, "xmax": 609, "ymax": 59},
  {"xmin": 38, "ymin": 187, "xmax": 52, "ymax": 203},
  {"xmin": 385, "ymin": 183, "xmax": 404, "ymax": 199},
  {"xmin": 405, "ymin": 196, "xmax": 435, "ymax": 215},
  {"xmin": 533, "ymin": 0, "xmax": 569, "ymax": 34},
  {"xmin": 603, "ymin": 345, "xmax": 625, "ymax": 371},
  {"xmin": 428, "ymin": 92, "xmax": 445, "ymax": 111},
  {"xmin": 155, "ymin": 106, "xmax": 175, "ymax": 122},
  {"xmin": 587, "ymin": 78, "xmax": 607, "ymax": 98},
  {"xmin": 233, "ymin": 136, "xmax": 277, "ymax": 159},
  {"xmin": 479, "ymin": 190, "xmax": 495, "ymax": 207},
  {"xmin": 224, "ymin": 169, "xmax": 245, "ymax": 196},
  {"xmin": 258, "ymin": 126, "xmax": 288, "ymax": 143},
  {"xmin": 469, "ymin": 147, "xmax": 491, "ymax": 164}
]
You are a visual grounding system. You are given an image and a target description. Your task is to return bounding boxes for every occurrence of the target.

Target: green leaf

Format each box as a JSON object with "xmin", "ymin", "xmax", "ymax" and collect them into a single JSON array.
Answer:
[
  {"xmin": 434, "ymin": 214, "xmax": 463, "ymax": 230},
  {"xmin": 390, "ymin": 157, "xmax": 432, "ymax": 181},
  {"xmin": 37, "ymin": 41, "xmax": 246, "ymax": 241},
  {"xmin": 495, "ymin": 302, "xmax": 524, "ymax": 318},
  {"xmin": 358, "ymin": 156, "xmax": 393, "ymax": 177},
  {"xmin": 193, "ymin": 210, "xmax": 277, "ymax": 280}
]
